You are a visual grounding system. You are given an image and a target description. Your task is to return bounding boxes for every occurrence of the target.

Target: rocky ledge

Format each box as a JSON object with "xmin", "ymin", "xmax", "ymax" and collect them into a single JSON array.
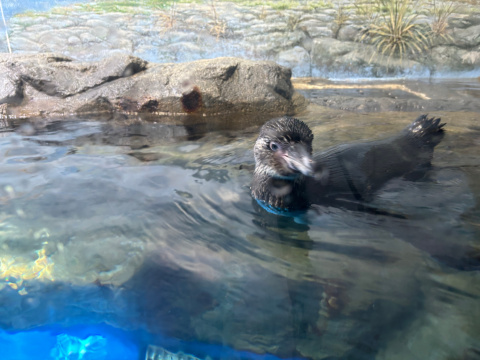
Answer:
[{"xmin": 0, "ymin": 53, "xmax": 305, "ymax": 119}]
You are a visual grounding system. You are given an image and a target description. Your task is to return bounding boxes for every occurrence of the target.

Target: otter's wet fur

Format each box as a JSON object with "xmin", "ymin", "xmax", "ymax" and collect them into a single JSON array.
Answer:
[{"xmin": 251, "ymin": 115, "xmax": 445, "ymax": 211}]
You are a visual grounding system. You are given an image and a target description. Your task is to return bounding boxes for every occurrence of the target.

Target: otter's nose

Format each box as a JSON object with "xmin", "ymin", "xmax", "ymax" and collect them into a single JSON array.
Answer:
[{"xmin": 282, "ymin": 143, "xmax": 313, "ymax": 176}]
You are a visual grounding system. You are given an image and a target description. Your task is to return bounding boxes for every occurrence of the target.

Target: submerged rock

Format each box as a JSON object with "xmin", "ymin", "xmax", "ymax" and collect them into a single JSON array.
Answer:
[
  {"xmin": 294, "ymin": 78, "xmax": 480, "ymax": 113},
  {"xmin": 0, "ymin": 53, "xmax": 306, "ymax": 119}
]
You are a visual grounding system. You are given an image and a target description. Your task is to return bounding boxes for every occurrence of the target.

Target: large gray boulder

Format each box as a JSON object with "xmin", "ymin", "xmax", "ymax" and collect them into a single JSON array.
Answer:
[{"xmin": 0, "ymin": 53, "xmax": 305, "ymax": 118}]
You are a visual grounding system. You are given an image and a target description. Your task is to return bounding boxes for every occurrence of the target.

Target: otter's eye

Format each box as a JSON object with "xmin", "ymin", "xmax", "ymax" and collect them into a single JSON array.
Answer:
[{"xmin": 269, "ymin": 142, "xmax": 279, "ymax": 151}]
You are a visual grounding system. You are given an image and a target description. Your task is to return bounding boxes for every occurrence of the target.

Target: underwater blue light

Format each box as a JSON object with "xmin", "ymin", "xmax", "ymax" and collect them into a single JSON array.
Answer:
[
  {"xmin": 51, "ymin": 334, "xmax": 107, "ymax": 360},
  {"xmin": 0, "ymin": 324, "xmax": 139, "ymax": 360},
  {"xmin": 1, "ymin": 323, "xmax": 307, "ymax": 360}
]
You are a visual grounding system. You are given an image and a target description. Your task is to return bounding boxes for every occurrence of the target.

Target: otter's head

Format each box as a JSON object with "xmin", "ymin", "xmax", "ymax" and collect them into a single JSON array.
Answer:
[{"xmin": 254, "ymin": 116, "xmax": 314, "ymax": 179}]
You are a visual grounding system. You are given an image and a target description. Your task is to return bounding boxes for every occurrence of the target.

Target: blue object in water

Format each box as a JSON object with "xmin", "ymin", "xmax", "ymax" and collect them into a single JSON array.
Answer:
[
  {"xmin": 255, "ymin": 199, "xmax": 308, "ymax": 224},
  {"xmin": 255, "ymin": 199, "xmax": 305, "ymax": 217},
  {"xmin": 50, "ymin": 334, "xmax": 107, "ymax": 360},
  {"xmin": 1, "ymin": 322, "xmax": 306, "ymax": 360},
  {"xmin": 0, "ymin": 324, "xmax": 138, "ymax": 360}
]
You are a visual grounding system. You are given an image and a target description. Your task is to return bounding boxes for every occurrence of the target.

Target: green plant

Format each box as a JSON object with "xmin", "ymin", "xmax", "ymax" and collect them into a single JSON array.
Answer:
[
  {"xmin": 270, "ymin": 0, "xmax": 299, "ymax": 10},
  {"xmin": 286, "ymin": 13, "xmax": 301, "ymax": 31},
  {"xmin": 302, "ymin": 0, "xmax": 333, "ymax": 11},
  {"xmin": 354, "ymin": 0, "xmax": 380, "ymax": 23},
  {"xmin": 78, "ymin": 0, "xmax": 174, "ymax": 14},
  {"xmin": 333, "ymin": 3, "xmax": 350, "ymax": 38},
  {"xmin": 258, "ymin": 5, "xmax": 268, "ymax": 20},
  {"xmin": 335, "ymin": 4, "xmax": 350, "ymax": 26},
  {"xmin": 159, "ymin": 1, "xmax": 177, "ymax": 30},
  {"xmin": 428, "ymin": 0, "xmax": 456, "ymax": 42},
  {"xmin": 360, "ymin": 0, "xmax": 430, "ymax": 60},
  {"xmin": 209, "ymin": 0, "xmax": 227, "ymax": 40}
]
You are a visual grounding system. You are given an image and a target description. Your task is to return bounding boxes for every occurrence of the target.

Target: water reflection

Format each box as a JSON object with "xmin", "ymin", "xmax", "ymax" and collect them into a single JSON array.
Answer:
[{"xmin": 0, "ymin": 101, "xmax": 479, "ymax": 359}]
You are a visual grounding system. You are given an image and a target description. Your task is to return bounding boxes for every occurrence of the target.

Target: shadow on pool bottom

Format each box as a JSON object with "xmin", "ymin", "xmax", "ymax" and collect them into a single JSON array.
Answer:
[
  {"xmin": 1, "ymin": 322, "xmax": 305, "ymax": 360},
  {"xmin": 0, "ymin": 244, "xmax": 321, "ymax": 360},
  {"xmin": 0, "ymin": 273, "xmax": 307, "ymax": 360}
]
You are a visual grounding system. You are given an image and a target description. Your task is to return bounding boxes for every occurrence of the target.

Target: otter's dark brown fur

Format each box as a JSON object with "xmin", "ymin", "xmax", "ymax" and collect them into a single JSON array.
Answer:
[{"xmin": 252, "ymin": 115, "xmax": 445, "ymax": 211}]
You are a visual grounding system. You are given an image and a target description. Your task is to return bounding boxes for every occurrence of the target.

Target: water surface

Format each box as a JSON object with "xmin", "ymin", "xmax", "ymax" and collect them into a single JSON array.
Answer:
[{"xmin": 0, "ymin": 82, "xmax": 480, "ymax": 360}]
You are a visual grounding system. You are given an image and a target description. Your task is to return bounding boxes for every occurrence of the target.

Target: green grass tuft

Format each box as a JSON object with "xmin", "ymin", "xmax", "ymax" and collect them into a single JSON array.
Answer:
[
  {"xmin": 360, "ymin": 0, "xmax": 430, "ymax": 60},
  {"xmin": 428, "ymin": 0, "xmax": 456, "ymax": 43}
]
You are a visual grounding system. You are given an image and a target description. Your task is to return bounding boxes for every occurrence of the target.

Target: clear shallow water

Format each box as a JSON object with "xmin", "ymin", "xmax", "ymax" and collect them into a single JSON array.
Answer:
[{"xmin": 0, "ymin": 99, "xmax": 479, "ymax": 359}]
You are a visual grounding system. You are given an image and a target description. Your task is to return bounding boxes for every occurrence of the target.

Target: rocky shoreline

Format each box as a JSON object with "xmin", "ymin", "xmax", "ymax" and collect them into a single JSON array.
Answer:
[
  {"xmin": 2, "ymin": 1, "xmax": 480, "ymax": 79},
  {"xmin": 0, "ymin": 53, "xmax": 305, "ymax": 119}
]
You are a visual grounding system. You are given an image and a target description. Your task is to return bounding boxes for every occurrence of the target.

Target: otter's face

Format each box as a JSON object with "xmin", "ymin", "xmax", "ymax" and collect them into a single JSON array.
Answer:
[{"xmin": 254, "ymin": 117, "xmax": 314, "ymax": 178}]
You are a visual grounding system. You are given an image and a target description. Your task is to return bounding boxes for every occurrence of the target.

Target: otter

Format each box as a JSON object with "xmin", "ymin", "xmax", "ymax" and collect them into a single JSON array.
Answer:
[{"xmin": 251, "ymin": 115, "xmax": 445, "ymax": 212}]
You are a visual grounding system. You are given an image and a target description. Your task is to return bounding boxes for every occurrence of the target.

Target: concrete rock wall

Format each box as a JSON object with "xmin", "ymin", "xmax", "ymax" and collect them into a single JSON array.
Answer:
[{"xmin": 2, "ymin": 1, "xmax": 480, "ymax": 78}]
